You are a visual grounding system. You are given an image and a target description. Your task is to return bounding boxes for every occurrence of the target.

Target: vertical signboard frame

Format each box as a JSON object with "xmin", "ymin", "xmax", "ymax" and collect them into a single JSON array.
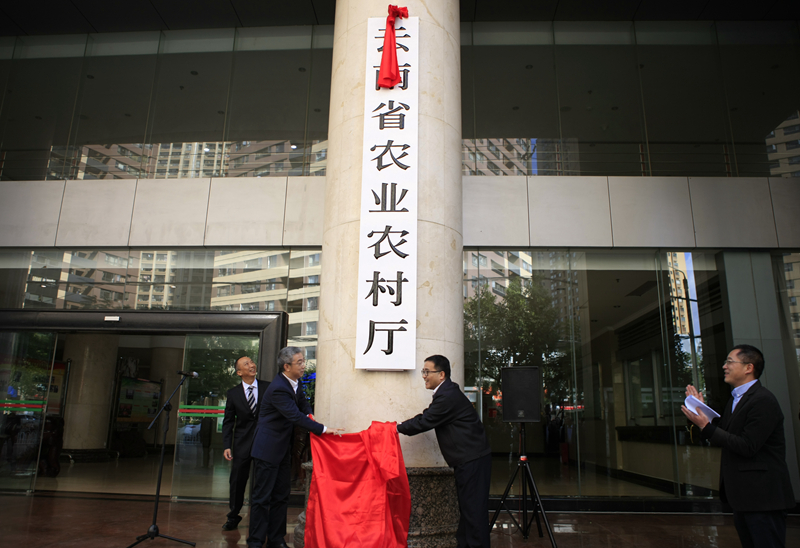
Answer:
[{"xmin": 355, "ymin": 16, "xmax": 419, "ymax": 370}]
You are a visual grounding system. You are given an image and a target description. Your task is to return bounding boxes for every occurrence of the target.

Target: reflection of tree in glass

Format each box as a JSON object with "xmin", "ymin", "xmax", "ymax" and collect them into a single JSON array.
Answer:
[
  {"xmin": 301, "ymin": 364, "xmax": 316, "ymax": 411},
  {"xmin": 182, "ymin": 336, "xmax": 258, "ymax": 404},
  {"xmin": 464, "ymin": 276, "xmax": 573, "ymax": 411},
  {"xmin": 3, "ymin": 332, "xmax": 55, "ymax": 400}
]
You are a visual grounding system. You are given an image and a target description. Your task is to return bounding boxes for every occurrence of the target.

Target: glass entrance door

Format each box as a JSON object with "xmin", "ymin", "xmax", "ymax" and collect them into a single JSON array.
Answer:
[
  {"xmin": 0, "ymin": 331, "xmax": 57, "ymax": 492},
  {"xmin": 171, "ymin": 334, "xmax": 260, "ymax": 500}
]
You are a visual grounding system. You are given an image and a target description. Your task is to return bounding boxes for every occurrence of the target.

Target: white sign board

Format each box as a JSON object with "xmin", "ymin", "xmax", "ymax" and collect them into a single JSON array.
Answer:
[{"xmin": 355, "ymin": 16, "xmax": 419, "ymax": 370}]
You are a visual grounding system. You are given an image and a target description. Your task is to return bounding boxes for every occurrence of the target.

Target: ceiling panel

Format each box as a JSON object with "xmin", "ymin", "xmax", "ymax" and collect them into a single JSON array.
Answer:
[
  {"xmin": 632, "ymin": 0, "xmax": 709, "ymax": 21},
  {"xmin": 0, "ymin": 11, "xmax": 24, "ymax": 37},
  {"xmin": 1, "ymin": 1, "xmax": 797, "ymax": 38},
  {"xmin": 765, "ymin": 0, "xmax": 800, "ymax": 19},
  {"xmin": 472, "ymin": 0, "xmax": 559, "ymax": 22},
  {"xmin": 74, "ymin": 0, "xmax": 166, "ymax": 33},
  {"xmin": 149, "ymin": 0, "xmax": 241, "ymax": 30},
  {"xmin": 231, "ymin": 1, "xmax": 318, "ymax": 27},
  {"xmin": 310, "ymin": 0, "xmax": 336, "ymax": 25},
  {"xmin": 554, "ymin": 0, "xmax": 642, "ymax": 21},
  {"xmin": 1, "ymin": 2, "xmax": 96, "ymax": 35},
  {"xmin": 699, "ymin": 0, "xmax": 778, "ymax": 21}
]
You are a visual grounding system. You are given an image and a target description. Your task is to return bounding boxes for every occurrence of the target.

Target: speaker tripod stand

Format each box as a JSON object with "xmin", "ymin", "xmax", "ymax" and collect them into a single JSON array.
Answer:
[
  {"xmin": 489, "ymin": 423, "xmax": 557, "ymax": 547},
  {"xmin": 126, "ymin": 374, "xmax": 195, "ymax": 548}
]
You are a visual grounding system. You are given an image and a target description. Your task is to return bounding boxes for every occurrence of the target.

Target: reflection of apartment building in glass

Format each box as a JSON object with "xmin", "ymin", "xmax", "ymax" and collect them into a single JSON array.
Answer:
[
  {"xmin": 464, "ymin": 250, "xmax": 535, "ymax": 299},
  {"xmin": 22, "ymin": 251, "xmax": 134, "ymax": 310},
  {"xmin": 666, "ymin": 252, "xmax": 690, "ymax": 336},
  {"xmin": 465, "ymin": 250, "xmax": 583, "ymax": 329},
  {"xmin": 45, "ymin": 140, "xmax": 329, "ymax": 180},
  {"xmin": 784, "ymin": 253, "xmax": 800, "ymax": 349},
  {"xmin": 767, "ymin": 111, "xmax": 800, "ymax": 178},
  {"xmin": 210, "ymin": 250, "xmax": 321, "ymax": 361},
  {"xmin": 461, "ymin": 138, "xmax": 580, "ymax": 176}
]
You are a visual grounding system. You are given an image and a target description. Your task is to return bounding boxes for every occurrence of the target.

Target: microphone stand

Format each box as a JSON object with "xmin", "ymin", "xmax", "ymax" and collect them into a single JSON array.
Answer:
[{"xmin": 126, "ymin": 374, "xmax": 196, "ymax": 548}]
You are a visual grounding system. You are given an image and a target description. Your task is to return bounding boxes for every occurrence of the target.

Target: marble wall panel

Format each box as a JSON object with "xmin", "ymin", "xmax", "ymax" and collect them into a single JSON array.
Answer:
[
  {"xmin": 0, "ymin": 181, "xmax": 65, "ymax": 247},
  {"xmin": 769, "ymin": 177, "xmax": 800, "ymax": 248},
  {"xmin": 128, "ymin": 178, "xmax": 211, "ymax": 247},
  {"xmin": 608, "ymin": 177, "xmax": 695, "ymax": 247},
  {"xmin": 462, "ymin": 176, "xmax": 529, "ymax": 247},
  {"xmin": 205, "ymin": 177, "xmax": 286, "ymax": 246},
  {"xmin": 284, "ymin": 176, "xmax": 326, "ymax": 246},
  {"xmin": 56, "ymin": 180, "xmax": 136, "ymax": 247},
  {"xmin": 689, "ymin": 177, "xmax": 777, "ymax": 248},
  {"xmin": 528, "ymin": 176, "xmax": 612, "ymax": 247}
]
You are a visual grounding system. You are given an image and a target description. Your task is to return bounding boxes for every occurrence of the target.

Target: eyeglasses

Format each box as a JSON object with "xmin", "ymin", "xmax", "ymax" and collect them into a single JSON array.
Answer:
[
  {"xmin": 722, "ymin": 359, "xmax": 749, "ymax": 366},
  {"xmin": 421, "ymin": 369, "xmax": 441, "ymax": 377}
]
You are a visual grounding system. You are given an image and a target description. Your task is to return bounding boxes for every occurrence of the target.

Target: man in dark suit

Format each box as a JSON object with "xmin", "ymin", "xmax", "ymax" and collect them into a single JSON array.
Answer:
[
  {"xmin": 398, "ymin": 355, "xmax": 492, "ymax": 548},
  {"xmin": 682, "ymin": 344, "xmax": 795, "ymax": 548},
  {"xmin": 221, "ymin": 356, "xmax": 265, "ymax": 531},
  {"xmin": 247, "ymin": 347, "xmax": 342, "ymax": 548}
]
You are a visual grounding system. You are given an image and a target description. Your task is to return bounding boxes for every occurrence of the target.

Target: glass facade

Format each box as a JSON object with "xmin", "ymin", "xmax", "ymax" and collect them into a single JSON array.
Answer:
[
  {"xmin": 0, "ymin": 13, "xmax": 798, "ymax": 506},
  {"xmin": 2, "ymin": 21, "xmax": 798, "ymax": 181},
  {"xmin": 0, "ymin": 248, "xmax": 322, "ymax": 363},
  {"xmin": 0, "ymin": 28, "xmax": 332, "ymax": 181},
  {"xmin": 461, "ymin": 21, "xmax": 800, "ymax": 178},
  {"xmin": 464, "ymin": 249, "xmax": 800, "ymax": 498},
  {"xmin": 1, "ymin": 246, "xmax": 799, "ymax": 499}
]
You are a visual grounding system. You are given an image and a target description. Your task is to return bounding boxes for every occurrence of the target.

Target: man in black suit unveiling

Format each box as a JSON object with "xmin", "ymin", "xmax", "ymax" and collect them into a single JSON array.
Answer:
[
  {"xmin": 221, "ymin": 356, "xmax": 265, "ymax": 531},
  {"xmin": 247, "ymin": 347, "xmax": 342, "ymax": 548},
  {"xmin": 681, "ymin": 344, "xmax": 795, "ymax": 548},
  {"xmin": 398, "ymin": 355, "xmax": 492, "ymax": 548}
]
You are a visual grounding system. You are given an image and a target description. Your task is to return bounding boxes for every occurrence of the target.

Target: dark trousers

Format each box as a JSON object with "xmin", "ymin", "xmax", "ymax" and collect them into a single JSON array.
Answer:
[
  {"xmin": 453, "ymin": 453, "xmax": 492, "ymax": 548},
  {"xmin": 227, "ymin": 455, "xmax": 253, "ymax": 522},
  {"xmin": 247, "ymin": 450, "xmax": 291, "ymax": 548},
  {"xmin": 733, "ymin": 510, "xmax": 788, "ymax": 548}
]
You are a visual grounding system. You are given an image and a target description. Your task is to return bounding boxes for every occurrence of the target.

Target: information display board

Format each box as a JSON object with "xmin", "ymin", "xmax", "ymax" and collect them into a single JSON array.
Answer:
[{"xmin": 117, "ymin": 377, "xmax": 161, "ymax": 423}]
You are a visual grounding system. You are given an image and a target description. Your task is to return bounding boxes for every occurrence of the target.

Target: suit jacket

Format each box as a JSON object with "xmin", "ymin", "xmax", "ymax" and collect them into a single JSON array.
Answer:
[
  {"xmin": 250, "ymin": 372, "xmax": 325, "ymax": 464},
  {"xmin": 702, "ymin": 380, "xmax": 795, "ymax": 512},
  {"xmin": 397, "ymin": 378, "xmax": 490, "ymax": 468},
  {"xmin": 222, "ymin": 380, "xmax": 266, "ymax": 460}
]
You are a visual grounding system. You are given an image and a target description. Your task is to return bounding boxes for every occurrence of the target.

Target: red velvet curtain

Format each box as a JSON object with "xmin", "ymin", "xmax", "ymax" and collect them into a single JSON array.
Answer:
[{"xmin": 305, "ymin": 422, "xmax": 411, "ymax": 548}]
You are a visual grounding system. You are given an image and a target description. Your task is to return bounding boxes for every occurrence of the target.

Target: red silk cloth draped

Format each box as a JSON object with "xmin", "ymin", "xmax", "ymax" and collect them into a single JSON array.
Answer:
[
  {"xmin": 305, "ymin": 421, "xmax": 410, "ymax": 548},
  {"xmin": 377, "ymin": 5, "xmax": 409, "ymax": 88}
]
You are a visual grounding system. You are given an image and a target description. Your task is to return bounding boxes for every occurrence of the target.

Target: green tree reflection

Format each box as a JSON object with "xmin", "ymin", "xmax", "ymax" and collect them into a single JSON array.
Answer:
[
  {"xmin": 464, "ymin": 276, "xmax": 574, "ymax": 410},
  {"xmin": 182, "ymin": 336, "xmax": 258, "ymax": 404}
]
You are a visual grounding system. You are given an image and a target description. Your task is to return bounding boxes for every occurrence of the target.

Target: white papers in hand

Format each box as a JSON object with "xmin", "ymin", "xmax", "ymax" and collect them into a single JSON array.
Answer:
[{"xmin": 684, "ymin": 395, "xmax": 720, "ymax": 420}]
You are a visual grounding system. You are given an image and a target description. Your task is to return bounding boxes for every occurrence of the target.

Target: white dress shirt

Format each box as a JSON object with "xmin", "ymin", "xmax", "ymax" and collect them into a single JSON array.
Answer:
[
  {"xmin": 731, "ymin": 379, "xmax": 757, "ymax": 412},
  {"xmin": 242, "ymin": 379, "xmax": 258, "ymax": 404}
]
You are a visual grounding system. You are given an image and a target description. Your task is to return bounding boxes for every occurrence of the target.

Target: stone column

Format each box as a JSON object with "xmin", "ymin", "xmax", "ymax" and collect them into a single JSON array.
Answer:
[
  {"xmin": 315, "ymin": 0, "xmax": 463, "ymax": 545},
  {"xmin": 62, "ymin": 334, "xmax": 119, "ymax": 450},
  {"xmin": 149, "ymin": 337, "xmax": 186, "ymax": 444}
]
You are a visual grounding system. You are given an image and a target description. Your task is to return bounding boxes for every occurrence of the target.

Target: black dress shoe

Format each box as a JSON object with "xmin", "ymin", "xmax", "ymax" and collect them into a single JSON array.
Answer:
[{"xmin": 221, "ymin": 520, "xmax": 239, "ymax": 531}]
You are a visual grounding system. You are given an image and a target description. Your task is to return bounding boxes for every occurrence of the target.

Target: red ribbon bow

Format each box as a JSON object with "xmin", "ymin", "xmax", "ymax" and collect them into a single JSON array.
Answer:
[{"xmin": 377, "ymin": 5, "xmax": 408, "ymax": 89}]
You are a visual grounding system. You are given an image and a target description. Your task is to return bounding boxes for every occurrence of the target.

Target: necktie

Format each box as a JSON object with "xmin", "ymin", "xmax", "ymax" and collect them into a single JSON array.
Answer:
[{"xmin": 247, "ymin": 385, "xmax": 256, "ymax": 414}]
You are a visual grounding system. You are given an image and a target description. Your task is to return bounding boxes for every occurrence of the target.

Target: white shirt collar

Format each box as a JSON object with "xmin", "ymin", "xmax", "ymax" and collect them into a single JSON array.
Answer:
[
  {"xmin": 282, "ymin": 373, "xmax": 299, "ymax": 392},
  {"xmin": 242, "ymin": 379, "xmax": 256, "ymax": 390},
  {"xmin": 732, "ymin": 379, "xmax": 757, "ymax": 399},
  {"xmin": 432, "ymin": 380, "xmax": 444, "ymax": 395}
]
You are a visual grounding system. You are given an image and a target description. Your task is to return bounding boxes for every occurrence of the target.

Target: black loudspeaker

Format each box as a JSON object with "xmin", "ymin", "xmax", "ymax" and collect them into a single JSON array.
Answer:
[{"xmin": 501, "ymin": 366, "xmax": 541, "ymax": 423}]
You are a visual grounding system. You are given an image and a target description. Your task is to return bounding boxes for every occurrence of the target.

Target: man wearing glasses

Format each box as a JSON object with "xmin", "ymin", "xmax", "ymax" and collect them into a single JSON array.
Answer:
[
  {"xmin": 398, "ymin": 355, "xmax": 492, "ymax": 548},
  {"xmin": 248, "ymin": 347, "xmax": 343, "ymax": 548},
  {"xmin": 681, "ymin": 344, "xmax": 795, "ymax": 548}
]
